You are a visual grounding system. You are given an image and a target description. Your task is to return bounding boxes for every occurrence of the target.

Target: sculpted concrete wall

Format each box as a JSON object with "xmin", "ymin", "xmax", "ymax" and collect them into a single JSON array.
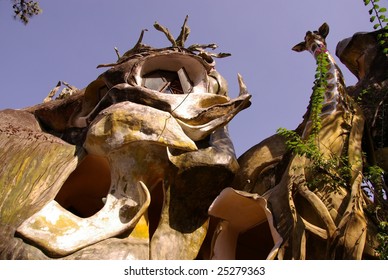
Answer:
[{"xmin": 1, "ymin": 19, "xmax": 386, "ymax": 259}]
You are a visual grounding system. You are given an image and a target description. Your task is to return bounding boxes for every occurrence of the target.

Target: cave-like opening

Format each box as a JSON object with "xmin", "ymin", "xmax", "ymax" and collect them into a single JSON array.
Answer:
[{"xmin": 55, "ymin": 154, "xmax": 111, "ymax": 218}]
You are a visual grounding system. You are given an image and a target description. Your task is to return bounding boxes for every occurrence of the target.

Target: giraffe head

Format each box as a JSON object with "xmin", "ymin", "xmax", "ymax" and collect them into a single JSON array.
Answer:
[{"xmin": 292, "ymin": 23, "xmax": 330, "ymax": 56}]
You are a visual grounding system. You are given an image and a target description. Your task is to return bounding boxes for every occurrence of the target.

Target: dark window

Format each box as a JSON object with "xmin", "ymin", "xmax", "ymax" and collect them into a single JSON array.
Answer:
[{"xmin": 142, "ymin": 68, "xmax": 193, "ymax": 94}]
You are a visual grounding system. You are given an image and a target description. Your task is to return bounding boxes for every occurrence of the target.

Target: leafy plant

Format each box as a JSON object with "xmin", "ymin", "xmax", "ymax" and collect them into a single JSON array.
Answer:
[
  {"xmin": 364, "ymin": 0, "xmax": 388, "ymax": 55},
  {"xmin": 310, "ymin": 51, "xmax": 329, "ymax": 136},
  {"xmin": 277, "ymin": 51, "xmax": 329, "ymax": 145},
  {"xmin": 365, "ymin": 165, "xmax": 385, "ymax": 199},
  {"xmin": 377, "ymin": 221, "xmax": 388, "ymax": 259},
  {"xmin": 277, "ymin": 49, "xmax": 352, "ymax": 191},
  {"xmin": 362, "ymin": 0, "xmax": 388, "ymax": 259}
]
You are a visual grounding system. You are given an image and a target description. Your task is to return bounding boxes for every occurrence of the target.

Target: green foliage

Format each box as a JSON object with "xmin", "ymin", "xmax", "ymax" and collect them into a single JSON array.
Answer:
[
  {"xmin": 364, "ymin": 0, "xmax": 388, "ymax": 55},
  {"xmin": 363, "ymin": 165, "xmax": 388, "ymax": 259},
  {"xmin": 277, "ymin": 50, "xmax": 330, "ymax": 148},
  {"xmin": 277, "ymin": 50, "xmax": 353, "ymax": 191},
  {"xmin": 356, "ymin": 88, "xmax": 370, "ymax": 103},
  {"xmin": 12, "ymin": 0, "xmax": 42, "ymax": 25},
  {"xmin": 277, "ymin": 128, "xmax": 320, "ymax": 161},
  {"xmin": 278, "ymin": 125, "xmax": 352, "ymax": 191},
  {"xmin": 363, "ymin": 0, "xmax": 388, "ymax": 259},
  {"xmin": 365, "ymin": 165, "xmax": 384, "ymax": 184},
  {"xmin": 277, "ymin": 49, "xmax": 337, "ymax": 188},
  {"xmin": 363, "ymin": 165, "xmax": 386, "ymax": 206},
  {"xmin": 377, "ymin": 221, "xmax": 388, "ymax": 259},
  {"xmin": 310, "ymin": 52, "xmax": 330, "ymax": 135}
]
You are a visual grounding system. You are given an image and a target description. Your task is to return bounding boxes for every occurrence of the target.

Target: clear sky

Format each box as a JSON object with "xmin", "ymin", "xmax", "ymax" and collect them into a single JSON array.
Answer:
[{"xmin": 0, "ymin": 0, "xmax": 377, "ymax": 156}]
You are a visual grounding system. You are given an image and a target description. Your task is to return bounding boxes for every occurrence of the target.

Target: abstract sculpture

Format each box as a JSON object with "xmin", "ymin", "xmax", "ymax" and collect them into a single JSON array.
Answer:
[
  {"xmin": 0, "ymin": 17, "xmax": 251, "ymax": 259},
  {"xmin": 1, "ymin": 19, "xmax": 386, "ymax": 260}
]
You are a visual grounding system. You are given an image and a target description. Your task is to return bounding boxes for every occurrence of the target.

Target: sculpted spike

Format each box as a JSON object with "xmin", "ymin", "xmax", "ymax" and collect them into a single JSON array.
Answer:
[
  {"xmin": 187, "ymin": 43, "xmax": 218, "ymax": 52},
  {"xmin": 114, "ymin": 47, "xmax": 120, "ymax": 60},
  {"xmin": 96, "ymin": 29, "xmax": 150, "ymax": 68},
  {"xmin": 237, "ymin": 73, "xmax": 248, "ymax": 96},
  {"xmin": 119, "ymin": 29, "xmax": 149, "ymax": 60},
  {"xmin": 176, "ymin": 15, "xmax": 190, "ymax": 47},
  {"xmin": 132, "ymin": 29, "xmax": 148, "ymax": 51},
  {"xmin": 153, "ymin": 21, "xmax": 177, "ymax": 47},
  {"xmin": 43, "ymin": 81, "xmax": 61, "ymax": 103}
]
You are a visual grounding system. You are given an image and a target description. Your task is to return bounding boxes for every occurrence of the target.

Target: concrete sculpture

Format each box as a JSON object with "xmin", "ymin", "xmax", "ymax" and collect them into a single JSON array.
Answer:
[
  {"xmin": 211, "ymin": 23, "xmax": 381, "ymax": 259},
  {"xmin": 1, "ymin": 19, "xmax": 387, "ymax": 260},
  {"xmin": 0, "ymin": 17, "xmax": 251, "ymax": 259}
]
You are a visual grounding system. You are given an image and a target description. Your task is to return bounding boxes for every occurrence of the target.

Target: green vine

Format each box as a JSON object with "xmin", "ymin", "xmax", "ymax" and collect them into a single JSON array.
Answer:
[
  {"xmin": 277, "ymin": 51, "xmax": 330, "ymax": 145},
  {"xmin": 278, "ymin": 123, "xmax": 352, "ymax": 191},
  {"xmin": 364, "ymin": 0, "xmax": 388, "ymax": 55},
  {"xmin": 277, "ymin": 50, "xmax": 351, "ymax": 191},
  {"xmin": 377, "ymin": 221, "xmax": 388, "ymax": 259},
  {"xmin": 365, "ymin": 165, "xmax": 385, "ymax": 201},
  {"xmin": 363, "ymin": 0, "xmax": 388, "ymax": 259},
  {"xmin": 310, "ymin": 52, "xmax": 330, "ymax": 136}
]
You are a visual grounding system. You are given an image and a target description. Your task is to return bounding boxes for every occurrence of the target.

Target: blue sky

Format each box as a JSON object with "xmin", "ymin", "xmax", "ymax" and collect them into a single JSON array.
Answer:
[{"xmin": 0, "ymin": 0, "xmax": 376, "ymax": 156}]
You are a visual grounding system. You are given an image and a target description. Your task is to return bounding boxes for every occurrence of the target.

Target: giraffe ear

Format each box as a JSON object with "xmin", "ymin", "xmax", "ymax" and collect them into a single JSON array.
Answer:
[
  {"xmin": 318, "ymin": 22, "xmax": 329, "ymax": 38},
  {"xmin": 292, "ymin": 42, "xmax": 306, "ymax": 52}
]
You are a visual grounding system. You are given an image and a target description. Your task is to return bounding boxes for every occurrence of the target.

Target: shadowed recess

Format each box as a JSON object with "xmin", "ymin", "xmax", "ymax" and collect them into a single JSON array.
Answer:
[{"xmin": 55, "ymin": 154, "xmax": 111, "ymax": 218}]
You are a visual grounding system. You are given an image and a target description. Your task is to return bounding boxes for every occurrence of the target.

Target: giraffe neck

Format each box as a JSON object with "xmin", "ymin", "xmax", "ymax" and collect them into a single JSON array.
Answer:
[
  {"xmin": 310, "ymin": 46, "xmax": 346, "ymax": 117},
  {"xmin": 302, "ymin": 46, "xmax": 348, "ymax": 139}
]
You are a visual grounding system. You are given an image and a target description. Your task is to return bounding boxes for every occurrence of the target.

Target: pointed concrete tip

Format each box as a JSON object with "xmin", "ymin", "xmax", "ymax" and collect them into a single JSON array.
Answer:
[{"xmin": 237, "ymin": 73, "xmax": 248, "ymax": 96}]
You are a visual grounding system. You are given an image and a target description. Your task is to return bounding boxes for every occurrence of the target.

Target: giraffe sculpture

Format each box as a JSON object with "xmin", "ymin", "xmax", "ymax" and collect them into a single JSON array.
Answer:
[
  {"xmin": 286, "ymin": 22, "xmax": 369, "ymax": 259},
  {"xmin": 209, "ymin": 23, "xmax": 374, "ymax": 259},
  {"xmin": 292, "ymin": 22, "xmax": 351, "ymax": 138}
]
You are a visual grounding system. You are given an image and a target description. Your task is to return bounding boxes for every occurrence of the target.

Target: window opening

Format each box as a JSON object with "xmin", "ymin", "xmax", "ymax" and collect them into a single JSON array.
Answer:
[{"xmin": 142, "ymin": 68, "xmax": 193, "ymax": 94}]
